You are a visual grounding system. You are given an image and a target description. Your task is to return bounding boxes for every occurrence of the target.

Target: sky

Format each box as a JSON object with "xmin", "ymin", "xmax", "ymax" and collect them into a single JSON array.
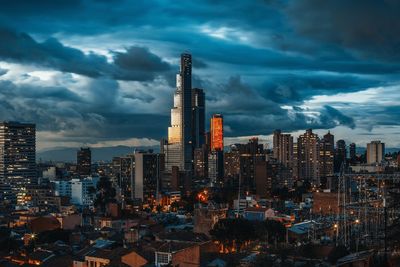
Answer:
[{"xmin": 0, "ymin": 0, "xmax": 399, "ymax": 151}]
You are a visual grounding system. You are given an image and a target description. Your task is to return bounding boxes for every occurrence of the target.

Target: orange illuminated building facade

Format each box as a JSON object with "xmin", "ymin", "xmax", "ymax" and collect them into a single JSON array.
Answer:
[{"xmin": 211, "ymin": 114, "xmax": 223, "ymax": 151}]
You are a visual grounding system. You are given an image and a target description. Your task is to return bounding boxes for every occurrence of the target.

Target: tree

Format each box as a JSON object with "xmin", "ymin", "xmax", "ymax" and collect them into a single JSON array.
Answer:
[
  {"xmin": 170, "ymin": 201, "xmax": 179, "ymax": 212},
  {"xmin": 210, "ymin": 218, "xmax": 256, "ymax": 253},
  {"xmin": 263, "ymin": 220, "xmax": 286, "ymax": 247},
  {"xmin": 327, "ymin": 245, "xmax": 349, "ymax": 264}
]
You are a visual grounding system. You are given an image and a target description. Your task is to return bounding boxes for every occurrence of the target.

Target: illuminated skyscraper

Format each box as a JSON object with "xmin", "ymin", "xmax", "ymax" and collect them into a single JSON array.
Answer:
[
  {"xmin": 210, "ymin": 114, "xmax": 223, "ymax": 151},
  {"xmin": 134, "ymin": 151, "xmax": 164, "ymax": 204},
  {"xmin": 273, "ymin": 129, "xmax": 293, "ymax": 168},
  {"xmin": 165, "ymin": 53, "xmax": 193, "ymax": 172},
  {"xmin": 111, "ymin": 155, "xmax": 134, "ymax": 203},
  {"xmin": 0, "ymin": 121, "xmax": 36, "ymax": 205},
  {"xmin": 297, "ymin": 129, "xmax": 320, "ymax": 185},
  {"xmin": 319, "ymin": 131, "xmax": 334, "ymax": 178}
]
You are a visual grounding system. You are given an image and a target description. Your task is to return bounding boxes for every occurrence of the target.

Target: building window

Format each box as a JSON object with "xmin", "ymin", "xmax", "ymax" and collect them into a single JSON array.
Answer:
[{"xmin": 156, "ymin": 252, "xmax": 170, "ymax": 265}]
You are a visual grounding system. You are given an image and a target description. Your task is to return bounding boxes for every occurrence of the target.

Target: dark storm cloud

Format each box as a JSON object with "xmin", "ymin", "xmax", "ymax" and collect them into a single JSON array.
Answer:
[
  {"xmin": 321, "ymin": 106, "xmax": 355, "ymax": 129},
  {"xmin": 260, "ymin": 74, "xmax": 382, "ymax": 105},
  {"xmin": 114, "ymin": 47, "xmax": 170, "ymax": 72},
  {"xmin": 286, "ymin": 0, "xmax": 400, "ymax": 61},
  {"xmin": 204, "ymin": 75, "xmax": 357, "ymax": 137},
  {"xmin": 0, "ymin": 28, "xmax": 171, "ymax": 81},
  {"xmin": 0, "ymin": 0, "xmax": 397, "ymax": 143},
  {"xmin": 0, "ymin": 79, "xmax": 168, "ymax": 140}
]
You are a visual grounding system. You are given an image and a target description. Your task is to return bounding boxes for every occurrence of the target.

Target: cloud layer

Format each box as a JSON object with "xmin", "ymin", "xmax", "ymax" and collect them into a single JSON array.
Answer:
[{"xmin": 0, "ymin": 0, "xmax": 399, "ymax": 149}]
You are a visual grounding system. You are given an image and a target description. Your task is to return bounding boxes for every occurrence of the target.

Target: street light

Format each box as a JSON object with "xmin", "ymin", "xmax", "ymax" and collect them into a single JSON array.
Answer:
[
  {"xmin": 355, "ymin": 218, "xmax": 360, "ymax": 252},
  {"xmin": 334, "ymin": 223, "xmax": 338, "ymax": 245}
]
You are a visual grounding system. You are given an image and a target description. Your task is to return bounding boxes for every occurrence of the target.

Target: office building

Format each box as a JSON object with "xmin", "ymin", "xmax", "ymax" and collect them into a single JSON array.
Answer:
[
  {"xmin": 111, "ymin": 156, "xmax": 134, "ymax": 203},
  {"xmin": 223, "ymin": 150, "xmax": 240, "ymax": 183},
  {"xmin": 335, "ymin": 139, "xmax": 347, "ymax": 172},
  {"xmin": 193, "ymin": 145, "xmax": 208, "ymax": 179},
  {"xmin": 349, "ymin": 143, "xmax": 356, "ymax": 162},
  {"xmin": 296, "ymin": 129, "xmax": 320, "ymax": 185},
  {"xmin": 0, "ymin": 183, "xmax": 16, "ymax": 206},
  {"xmin": 70, "ymin": 177, "xmax": 99, "ymax": 207},
  {"xmin": 319, "ymin": 131, "xmax": 334, "ymax": 179},
  {"xmin": 192, "ymin": 88, "xmax": 205, "ymax": 149},
  {"xmin": 273, "ymin": 129, "xmax": 293, "ymax": 168},
  {"xmin": 367, "ymin": 141, "xmax": 385, "ymax": 164},
  {"xmin": 208, "ymin": 150, "xmax": 223, "ymax": 186},
  {"xmin": 134, "ymin": 151, "xmax": 164, "ymax": 204},
  {"xmin": 0, "ymin": 121, "xmax": 36, "ymax": 205},
  {"xmin": 165, "ymin": 53, "xmax": 193, "ymax": 172},
  {"xmin": 77, "ymin": 147, "xmax": 91, "ymax": 176},
  {"xmin": 54, "ymin": 177, "xmax": 99, "ymax": 207},
  {"xmin": 210, "ymin": 114, "xmax": 223, "ymax": 151},
  {"xmin": 239, "ymin": 153, "xmax": 265, "ymax": 194}
]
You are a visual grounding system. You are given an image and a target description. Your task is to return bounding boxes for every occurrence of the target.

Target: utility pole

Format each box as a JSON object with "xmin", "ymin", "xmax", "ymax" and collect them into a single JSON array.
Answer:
[
  {"xmin": 384, "ymin": 193, "xmax": 388, "ymax": 262},
  {"xmin": 237, "ymin": 173, "xmax": 241, "ymax": 217}
]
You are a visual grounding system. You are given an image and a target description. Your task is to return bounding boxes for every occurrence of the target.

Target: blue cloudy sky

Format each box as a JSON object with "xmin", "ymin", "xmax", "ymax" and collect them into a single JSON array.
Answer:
[{"xmin": 0, "ymin": 0, "xmax": 399, "ymax": 150}]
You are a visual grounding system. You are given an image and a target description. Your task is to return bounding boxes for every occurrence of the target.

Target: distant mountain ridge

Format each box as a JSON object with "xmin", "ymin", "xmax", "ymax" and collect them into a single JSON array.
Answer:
[{"xmin": 37, "ymin": 145, "xmax": 159, "ymax": 163}]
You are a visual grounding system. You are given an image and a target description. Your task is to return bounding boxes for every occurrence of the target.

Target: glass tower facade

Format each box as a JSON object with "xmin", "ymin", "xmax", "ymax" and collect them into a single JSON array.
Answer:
[
  {"xmin": 210, "ymin": 114, "xmax": 223, "ymax": 151},
  {"xmin": 0, "ymin": 121, "xmax": 36, "ymax": 205},
  {"xmin": 166, "ymin": 53, "xmax": 193, "ymax": 172}
]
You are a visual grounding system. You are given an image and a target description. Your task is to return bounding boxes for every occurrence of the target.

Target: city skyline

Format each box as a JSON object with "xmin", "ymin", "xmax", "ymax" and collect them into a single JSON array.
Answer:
[
  {"xmin": 0, "ymin": 1, "xmax": 399, "ymax": 151},
  {"xmin": 1, "ymin": 2, "xmax": 400, "ymax": 266}
]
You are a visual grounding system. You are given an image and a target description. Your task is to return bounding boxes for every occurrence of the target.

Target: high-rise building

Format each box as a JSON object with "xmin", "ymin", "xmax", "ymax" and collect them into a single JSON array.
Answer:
[
  {"xmin": 366, "ymin": 141, "xmax": 385, "ymax": 164},
  {"xmin": 335, "ymin": 140, "xmax": 347, "ymax": 172},
  {"xmin": 223, "ymin": 150, "xmax": 240, "ymax": 183},
  {"xmin": 77, "ymin": 147, "xmax": 91, "ymax": 176},
  {"xmin": 165, "ymin": 53, "xmax": 194, "ymax": 172},
  {"xmin": 247, "ymin": 137, "xmax": 263, "ymax": 154},
  {"xmin": 193, "ymin": 145, "xmax": 208, "ymax": 179},
  {"xmin": 111, "ymin": 156, "xmax": 134, "ymax": 203},
  {"xmin": 134, "ymin": 151, "xmax": 164, "ymax": 204},
  {"xmin": 255, "ymin": 161, "xmax": 273, "ymax": 197},
  {"xmin": 208, "ymin": 150, "xmax": 224, "ymax": 186},
  {"xmin": 210, "ymin": 114, "xmax": 223, "ymax": 151},
  {"xmin": 239, "ymin": 154, "xmax": 265, "ymax": 194},
  {"xmin": 296, "ymin": 129, "xmax": 320, "ymax": 185},
  {"xmin": 319, "ymin": 131, "xmax": 334, "ymax": 179},
  {"xmin": 273, "ymin": 130, "xmax": 293, "ymax": 168},
  {"xmin": 192, "ymin": 88, "xmax": 205, "ymax": 149},
  {"xmin": 0, "ymin": 121, "xmax": 36, "ymax": 205},
  {"xmin": 349, "ymin": 143, "xmax": 356, "ymax": 162}
]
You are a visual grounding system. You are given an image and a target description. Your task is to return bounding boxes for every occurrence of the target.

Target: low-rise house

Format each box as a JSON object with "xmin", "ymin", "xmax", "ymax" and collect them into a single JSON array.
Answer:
[
  {"xmin": 155, "ymin": 241, "xmax": 200, "ymax": 267},
  {"xmin": 243, "ymin": 207, "xmax": 274, "ymax": 221}
]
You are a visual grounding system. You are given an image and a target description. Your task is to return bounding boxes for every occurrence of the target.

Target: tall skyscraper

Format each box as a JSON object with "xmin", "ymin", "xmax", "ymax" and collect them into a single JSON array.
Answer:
[
  {"xmin": 319, "ymin": 131, "xmax": 334, "ymax": 179},
  {"xmin": 192, "ymin": 88, "xmax": 205, "ymax": 149},
  {"xmin": 297, "ymin": 129, "xmax": 320, "ymax": 185},
  {"xmin": 210, "ymin": 114, "xmax": 223, "ymax": 151},
  {"xmin": 0, "ymin": 121, "xmax": 36, "ymax": 205},
  {"xmin": 112, "ymin": 155, "xmax": 134, "ymax": 203},
  {"xmin": 366, "ymin": 141, "xmax": 385, "ymax": 164},
  {"xmin": 165, "ymin": 53, "xmax": 194, "ymax": 172},
  {"xmin": 134, "ymin": 151, "xmax": 164, "ymax": 204},
  {"xmin": 349, "ymin": 143, "xmax": 356, "ymax": 161},
  {"xmin": 77, "ymin": 147, "xmax": 91, "ymax": 176},
  {"xmin": 335, "ymin": 139, "xmax": 347, "ymax": 172},
  {"xmin": 194, "ymin": 145, "xmax": 208, "ymax": 179},
  {"xmin": 208, "ymin": 150, "xmax": 224, "ymax": 186},
  {"xmin": 273, "ymin": 129, "xmax": 293, "ymax": 168}
]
